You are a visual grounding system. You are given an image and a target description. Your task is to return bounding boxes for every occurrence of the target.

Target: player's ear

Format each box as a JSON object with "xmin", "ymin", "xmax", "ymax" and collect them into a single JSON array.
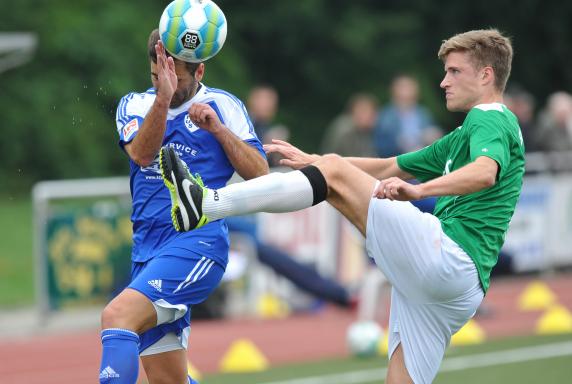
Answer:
[
  {"xmin": 194, "ymin": 63, "xmax": 205, "ymax": 81},
  {"xmin": 481, "ymin": 66, "xmax": 494, "ymax": 86}
]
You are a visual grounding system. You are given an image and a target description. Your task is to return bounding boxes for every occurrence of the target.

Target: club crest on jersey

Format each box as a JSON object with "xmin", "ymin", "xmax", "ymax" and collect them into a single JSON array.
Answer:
[
  {"xmin": 123, "ymin": 119, "xmax": 139, "ymax": 141},
  {"xmin": 184, "ymin": 114, "xmax": 199, "ymax": 133}
]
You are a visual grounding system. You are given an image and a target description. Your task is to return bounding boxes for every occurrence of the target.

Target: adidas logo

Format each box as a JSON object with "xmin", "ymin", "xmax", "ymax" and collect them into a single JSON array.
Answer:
[
  {"xmin": 99, "ymin": 366, "xmax": 120, "ymax": 379},
  {"xmin": 148, "ymin": 279, "xmax": 162, "ymax": 292}
]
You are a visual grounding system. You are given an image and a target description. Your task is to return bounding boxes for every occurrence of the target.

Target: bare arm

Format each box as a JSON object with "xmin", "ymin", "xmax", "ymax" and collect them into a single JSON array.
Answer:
[
  {"xmin": 375, "ymin": 156, "xmax": 498, "ymax": 201},
  {"xmin": 125, "ymin": 41, "xmax": 176, "ymax": 167},
  {"xmin": 211, "ymin": 127, "xmax": 269, "ymax": 179},
  {"xmin": 264, "ymin": 140, "xmax": 413, "ymax": 180},
  {"xmin": 344, "ymin": 157, "xmax": 414, "ymax": 180},
  {"xmin": 125, "ymin": 98, "xmax": 170, "ymax": 166},
  {"xmin": 189, "ymin": 103, "xmax": 269, "ymax": 180}
]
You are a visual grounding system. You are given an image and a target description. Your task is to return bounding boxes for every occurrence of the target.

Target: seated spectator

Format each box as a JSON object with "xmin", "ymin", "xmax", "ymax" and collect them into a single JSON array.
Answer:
[{"xmin": 226, "ymin": 216, "xmax": 355, "ymax": 309}]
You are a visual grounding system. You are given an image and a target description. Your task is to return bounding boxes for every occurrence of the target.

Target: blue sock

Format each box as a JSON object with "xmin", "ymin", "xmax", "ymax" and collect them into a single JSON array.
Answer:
[
  {"xmin": 99, "ymin": 328, "xmax": 140, "ymax": 383},
  {"xmin": 189, "ymin": 376, "xmax": 199, "ymax": 384}
]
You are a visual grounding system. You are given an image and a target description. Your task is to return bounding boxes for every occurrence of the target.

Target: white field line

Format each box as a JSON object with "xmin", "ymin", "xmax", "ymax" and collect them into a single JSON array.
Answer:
[{"xmin": 259, "ymin": 341, "xmax": 572, "ymax": 384}]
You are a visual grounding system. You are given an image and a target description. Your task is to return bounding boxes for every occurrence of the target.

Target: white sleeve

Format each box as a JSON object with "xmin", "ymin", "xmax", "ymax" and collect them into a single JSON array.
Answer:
[
  {"xmin": 115, "ymin": 93, "xmax": 153, "ymax": 144},
  {"xmin": 207, "ymin": 96, "xmax": 259, "ymax": 141}
]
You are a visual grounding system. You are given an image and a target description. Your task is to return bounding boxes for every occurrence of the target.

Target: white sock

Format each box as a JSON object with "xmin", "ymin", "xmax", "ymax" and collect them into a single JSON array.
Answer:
[{"xmin": 203, "ymin": 171, "xmax": 315, "ymax": 221}]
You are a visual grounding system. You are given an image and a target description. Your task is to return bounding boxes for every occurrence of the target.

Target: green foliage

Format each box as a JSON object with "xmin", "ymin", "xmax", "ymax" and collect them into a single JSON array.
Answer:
[
  {"xmin": 1, "ymin": 0, "xmax": 570, "ymax": 193},
  {"xmin": 0, "ymin": 196, "xmax": 33, "ymax": 307}
]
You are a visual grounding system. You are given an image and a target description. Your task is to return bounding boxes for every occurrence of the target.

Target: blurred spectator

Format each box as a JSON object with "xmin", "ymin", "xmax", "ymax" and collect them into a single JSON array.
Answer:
[
  {"xmin": 226, "ymin": 216, "xmax": 355, "ymax": 309},
  {"xmin": 320, "ymin": 93, "xmax": 379, "ymax": 157},
  {"xmin": 534, "ymin": 91, "xmax": 572, "ymax": 152},
  {"xmin": 374, "ymin": 74, "xmax": 441, "ymax": 157},
  {"xmin": 504, "ymin": 86, "xmax": 538, "ymax": 151},
  {"xmin": 247, "ymin": 85, "xmax": 290, "ymax": 166}
]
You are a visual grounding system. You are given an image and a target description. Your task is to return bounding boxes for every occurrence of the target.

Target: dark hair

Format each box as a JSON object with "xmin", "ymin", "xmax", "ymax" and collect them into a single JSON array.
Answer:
[{"xmin": 147, "ymin": 29, "xmax": 200, "ymax": 75}]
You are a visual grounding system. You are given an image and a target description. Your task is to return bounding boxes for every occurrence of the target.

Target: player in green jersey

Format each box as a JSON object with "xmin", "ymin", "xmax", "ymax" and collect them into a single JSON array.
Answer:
[{"xmin": 159, "ymin": 29, "xmax": 523, "ymax": 383}]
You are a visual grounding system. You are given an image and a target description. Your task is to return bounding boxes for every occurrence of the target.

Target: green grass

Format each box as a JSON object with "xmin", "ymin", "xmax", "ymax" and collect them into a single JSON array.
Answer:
[
  {"xmin": 0, "ymin": 195, "xmax": 34, "ymax": 307},
  {"xmin": 199, "ymin": 333, "xmax": 572, "ymax": 384}
]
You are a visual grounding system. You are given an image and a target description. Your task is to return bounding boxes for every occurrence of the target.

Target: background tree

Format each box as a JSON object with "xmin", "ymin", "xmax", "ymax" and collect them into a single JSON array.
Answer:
[{"xmin": 0, "ymin": 0, "xmax": 570, "ymax": 193}]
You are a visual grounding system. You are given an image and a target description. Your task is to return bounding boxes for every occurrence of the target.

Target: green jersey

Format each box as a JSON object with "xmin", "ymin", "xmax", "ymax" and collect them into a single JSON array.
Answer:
[{"xmin": 397, "ymin": 103, "xmax": 525, "ymax": 292}]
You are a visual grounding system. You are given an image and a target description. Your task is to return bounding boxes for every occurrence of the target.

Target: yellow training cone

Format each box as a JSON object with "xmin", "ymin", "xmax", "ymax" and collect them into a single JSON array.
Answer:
[
  {"xmin": 536, "ymin": 305, "xmax": 572, "ymax": 335},
  {"xmin": 377, "ymin": 328, "xmax": 389, "ymax": 356},
  {"xmin": 187, "ymin": 360, "xmax": 202, "ymax": 381},
  {"xmin": 219, "ymin": 338, "xmax": 269, "ymax": 373},
  {"xmin": 451, "ymin": 319, "xmax": 485, "ymax": 346},
  {"xmin": 256, "ymin": 293, "xmax": 290, "ymax": 319},
  {"xmin": 518, "ymin": 281, "xmax": 557, "ymax": 311}
]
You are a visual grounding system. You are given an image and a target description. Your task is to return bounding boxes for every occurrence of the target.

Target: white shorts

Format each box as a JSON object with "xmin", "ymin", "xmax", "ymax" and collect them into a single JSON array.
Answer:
[{"xmin": 365, "ymin": 198, "xmax": 484, "ymax": 384}]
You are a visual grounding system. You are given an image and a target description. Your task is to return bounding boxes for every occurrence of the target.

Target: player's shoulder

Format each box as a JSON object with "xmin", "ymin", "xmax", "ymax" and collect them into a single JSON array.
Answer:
[
  {"xmin": 466, "ymin": 103, "xmax": 510, "ymax": 126},
  {"xmin": 117, "ymin": 88, "xmax": 156, "ymax": 123},
  {"xmin": 201, "ymin": 85, "xmax": 245, "ymax": 108},
  {"xmin": 468, "ymin": 103, "xmax": 511, "ymax": 120},
  {"xmin": 119, "ymin": 88, "xmax": 156, "ymax": 105},
  {"xmin": 466, "ymin": 103, "xmax": 520, "ymax": 135}
]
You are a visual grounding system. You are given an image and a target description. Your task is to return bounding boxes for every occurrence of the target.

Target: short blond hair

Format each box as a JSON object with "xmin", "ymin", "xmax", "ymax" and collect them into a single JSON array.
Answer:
[{"xmin": 438, "ymin": 29, "xmax": 513, "ymax": 92}]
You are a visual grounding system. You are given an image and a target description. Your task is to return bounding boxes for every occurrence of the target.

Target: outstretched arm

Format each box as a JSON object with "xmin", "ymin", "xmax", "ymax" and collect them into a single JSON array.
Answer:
[
  {"xmin": 264, "ymin": 139, "xmax": 412, "ymax": 180},
  {"xmin": 344, "ymin": 157, "xmax": 413, "ymax": 180},
  {"xmin": 374, "ymin": 156, "xmax": 498, "ymax": 201}
]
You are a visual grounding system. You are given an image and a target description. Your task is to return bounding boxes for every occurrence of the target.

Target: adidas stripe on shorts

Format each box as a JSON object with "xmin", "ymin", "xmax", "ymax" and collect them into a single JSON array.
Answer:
[
  {"xmin": 365, "ymin": 198, "xmax": 484, "ymax": 384},
  {"xmin": 128, "ymin": 254, "xmax": 225, "ymax": 355}
]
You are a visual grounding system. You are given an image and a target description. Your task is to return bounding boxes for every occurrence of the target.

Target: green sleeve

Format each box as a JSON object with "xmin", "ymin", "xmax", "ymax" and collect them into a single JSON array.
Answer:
[
  {"xmin": 468, "ymin": 114, "xmax": 509, "ymax": 179},
  {"xmin": 397, "ymin": 131, "xmax": 453, "ymax": 182}
]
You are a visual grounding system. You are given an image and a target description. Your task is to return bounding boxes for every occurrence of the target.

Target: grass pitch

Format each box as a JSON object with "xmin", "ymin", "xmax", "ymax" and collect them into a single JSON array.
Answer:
[{"xmin": 200, "ymin": 333, "xmax": 572, "ymax": 384}]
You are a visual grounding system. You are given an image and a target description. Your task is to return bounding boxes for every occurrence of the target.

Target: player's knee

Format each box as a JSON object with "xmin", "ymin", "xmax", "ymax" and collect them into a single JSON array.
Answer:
[
  {"xmin": 321, "ymin": 153, "xmax": 343, "ymax": 166},
  {"xmin": 101, "ymin": 300, "xmax": 142, "ymax": 331},
  {"xmin": 318, "ymin": 153, "xmax": 344, "ymax": 178},
  {"xmin": 101, "ymin": 301, "xmax": 123, "ymax": 329}
]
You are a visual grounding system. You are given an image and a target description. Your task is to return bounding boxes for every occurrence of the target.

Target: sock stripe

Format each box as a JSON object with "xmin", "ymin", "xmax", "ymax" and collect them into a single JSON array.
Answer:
[
  {"xmin": 299, "ymin": 165, "xmax": 328, "ymax": 205},
  {"xmin": 101, "ymin": 328, "xmax": 139, "ymax": 341}
]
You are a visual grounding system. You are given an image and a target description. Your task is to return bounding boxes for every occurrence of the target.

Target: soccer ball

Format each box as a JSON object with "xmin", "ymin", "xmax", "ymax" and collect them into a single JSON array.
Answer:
[
  {"xmin": 159, "ymin": 0, "xmax": 227, "ymax": 63},
  {"xmin": 346, "ymin": 321, "xmax": 383, "ymax": 358}
]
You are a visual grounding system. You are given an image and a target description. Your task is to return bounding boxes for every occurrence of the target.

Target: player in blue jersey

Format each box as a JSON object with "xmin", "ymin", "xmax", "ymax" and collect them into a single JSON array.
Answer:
[{"xmin": 98, "ymin": 29, "xmax": 269, "ymax": 384}]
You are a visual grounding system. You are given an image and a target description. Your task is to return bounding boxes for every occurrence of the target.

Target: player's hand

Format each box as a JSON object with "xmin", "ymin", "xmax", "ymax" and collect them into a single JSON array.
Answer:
[
  {"xmin": 373, "ymin": 177, "xmax": 423, "ymax": 201},
  {"xmin": 188, "ymin": 103, "xmax": 224, "ymax": 133},
  {"xmin": 155, "ymin": 40, "xmax": 177, "ymax": 102},
  {"xmin": 264, "ymin": 139, "xmax": 321, "ymax": 169}
]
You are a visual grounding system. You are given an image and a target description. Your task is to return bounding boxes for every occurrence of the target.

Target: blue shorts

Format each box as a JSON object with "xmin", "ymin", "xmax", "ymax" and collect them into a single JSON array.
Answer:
[{"xmin": 128, "ymin": 254, "xmax": 225, "ymax": 354}]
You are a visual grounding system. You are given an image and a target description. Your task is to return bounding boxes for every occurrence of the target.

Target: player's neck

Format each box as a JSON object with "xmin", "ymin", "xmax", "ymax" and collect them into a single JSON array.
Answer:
[
  {"xmin": 187, "ymin": 83, "xmax": 202, "ymax": 102},
  {"xmin": 477, "ymin": 90, "xmax": 503, "ymax": 106}
]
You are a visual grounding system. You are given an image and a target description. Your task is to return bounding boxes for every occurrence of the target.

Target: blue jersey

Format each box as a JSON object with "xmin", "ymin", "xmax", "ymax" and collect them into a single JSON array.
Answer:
[{"xmin": 115, "ymin": 84, "xmax": 264, "ymax": 267}]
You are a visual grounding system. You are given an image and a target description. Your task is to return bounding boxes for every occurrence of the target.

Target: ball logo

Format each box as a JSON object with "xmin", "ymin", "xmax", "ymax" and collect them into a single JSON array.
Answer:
[{"xmin": 181, "ymin": 32, "xmax": 201, "ymax": 50}]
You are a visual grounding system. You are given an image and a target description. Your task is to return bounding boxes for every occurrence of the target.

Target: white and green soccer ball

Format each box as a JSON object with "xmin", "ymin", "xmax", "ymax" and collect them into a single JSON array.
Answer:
[
  {"xmin": 159, "ymin": 0, "xmax": 227, "ymax": 63},
  {"xmin": 346, "ymin": 321, "xmax": 383, "ymax": 358}
]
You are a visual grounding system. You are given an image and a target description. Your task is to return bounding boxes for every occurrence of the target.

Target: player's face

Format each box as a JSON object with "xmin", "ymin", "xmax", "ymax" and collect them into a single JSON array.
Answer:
[
  {"xmin": 440, "ymin": 51, "xmax": 484, "ymax": 112},
  {"xmin": 150, "ymin": 61, "xmax": 204, "ymax": 108}
]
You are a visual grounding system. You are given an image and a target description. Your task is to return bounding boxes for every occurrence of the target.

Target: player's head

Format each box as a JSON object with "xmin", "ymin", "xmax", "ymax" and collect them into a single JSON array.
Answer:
[
  {"xmin": 438, "ymin": 29, "xmax": 513, "ymax": 112},
  {"xmin": 148, "ymin": 29, "xmax": 205, "ymax": 108}
]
